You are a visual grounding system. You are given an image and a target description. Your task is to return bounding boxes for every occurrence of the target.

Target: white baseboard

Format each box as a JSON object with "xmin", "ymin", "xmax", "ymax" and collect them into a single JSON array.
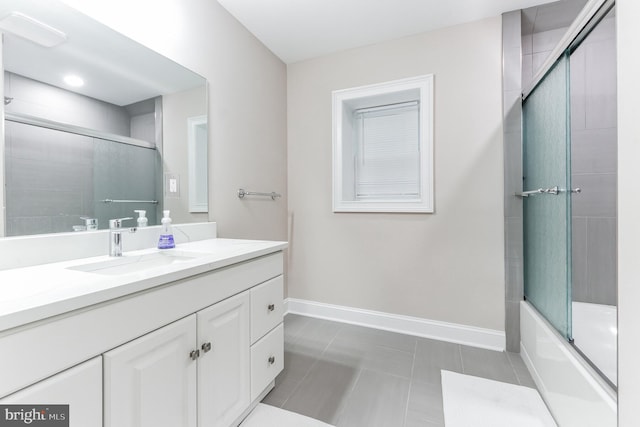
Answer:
[{"xmin": 284, "ymin": 298, "xmax": 505, "ymax": 351}]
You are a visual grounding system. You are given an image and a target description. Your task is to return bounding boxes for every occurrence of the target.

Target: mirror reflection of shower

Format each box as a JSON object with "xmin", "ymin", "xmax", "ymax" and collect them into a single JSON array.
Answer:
[{"xmin": 3, "ymin": 72, "xmax": 162, "ymax": 236}]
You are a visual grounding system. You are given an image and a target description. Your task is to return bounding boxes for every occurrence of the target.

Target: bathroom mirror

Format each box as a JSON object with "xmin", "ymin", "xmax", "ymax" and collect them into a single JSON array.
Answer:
[{"xmin": 0, "ymin": 0, "xmax": 208, "ymax": 236}]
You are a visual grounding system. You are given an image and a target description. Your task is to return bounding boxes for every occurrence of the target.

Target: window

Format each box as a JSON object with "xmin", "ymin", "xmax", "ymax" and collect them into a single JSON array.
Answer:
[{"xmin": 332, "ymin": 75, "xmax": 434, "ymax": 212}]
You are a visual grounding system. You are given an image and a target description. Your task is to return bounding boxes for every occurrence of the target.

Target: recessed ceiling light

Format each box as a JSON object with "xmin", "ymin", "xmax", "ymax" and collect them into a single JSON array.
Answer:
[
  {"xmin": 64, "ymin": 75, "xmax": 84, "ymax": 87},
  {"xmin": 0, "ymin": 12, "xmax": 67, "ymax": 47}
]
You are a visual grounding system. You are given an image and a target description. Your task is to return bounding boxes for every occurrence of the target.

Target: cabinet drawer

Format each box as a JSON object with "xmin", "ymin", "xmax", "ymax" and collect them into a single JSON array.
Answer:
[
  {"xmin": 250, "ymin": 323, "xmax": 283, "ymax": 401},
  {"xmin": 250, "ymin": 276, "xmax": 284, "ymax": 344}
]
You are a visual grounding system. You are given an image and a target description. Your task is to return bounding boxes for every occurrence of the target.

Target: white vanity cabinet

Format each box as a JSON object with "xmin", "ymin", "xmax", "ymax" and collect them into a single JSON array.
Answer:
[
  {"xmin": 0, "ymin": 248, "xmax": 285, "ymax": 427},
  {"xmin": 0, "ymin": 357, "xmax": 103, "ymax": 427},
  {"xmin": 104, "ymin": 285, "xmax": 274, "ymax": 427}
]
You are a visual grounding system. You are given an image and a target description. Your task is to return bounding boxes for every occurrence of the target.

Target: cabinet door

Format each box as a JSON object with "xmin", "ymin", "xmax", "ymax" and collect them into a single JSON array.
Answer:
[
  {"xmin": 197, "ymin": 291, "xmax": 250, "ymax": 427},
  {"xmin": 104, "ymin": 315, "xmax": 197, "ymax": 427},
  {"xmin": 0, "ymin": 356, "xmax": 102, "ymax": 427}
]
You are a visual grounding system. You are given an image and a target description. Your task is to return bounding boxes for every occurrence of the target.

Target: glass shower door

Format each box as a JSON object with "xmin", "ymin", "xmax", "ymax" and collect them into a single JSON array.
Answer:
[{"xmin": 522, "ymin": 53, "xmax": 572, "ymax": 340}]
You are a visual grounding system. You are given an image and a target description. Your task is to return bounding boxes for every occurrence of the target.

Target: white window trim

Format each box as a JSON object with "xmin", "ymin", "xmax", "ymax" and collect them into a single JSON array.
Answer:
[
  {"xmin": 187, "ymin": 115, "xmax": 208, "ymax": 213},
  {"xmin": 332, "ymin": 75, "xmax": 434, "ymax": 213}
]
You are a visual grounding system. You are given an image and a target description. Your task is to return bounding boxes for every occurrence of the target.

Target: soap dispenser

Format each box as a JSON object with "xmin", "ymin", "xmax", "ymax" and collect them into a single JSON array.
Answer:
[
  {"xmin": 134, "ymin": 210, "xmax": 148, "ymax": 227},
  {"xmin": 157, "ymin": 210, "xmax": 175, "ymax": 249}
]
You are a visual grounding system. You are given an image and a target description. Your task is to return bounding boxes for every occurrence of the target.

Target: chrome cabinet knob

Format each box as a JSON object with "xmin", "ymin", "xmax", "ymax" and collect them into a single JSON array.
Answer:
[
  {"xmin": 201, "ymin": 342, "xmax": 212, "ymax": 353},
  {"xmin": 268, "ymin": 356, "xmax": 275, "ymax": 365},
  {"xmin": 268, "ymin": 304, "xmax": 275, "ymax": 312},
  {"xmin": 189, "ymin": 349, "xmax": 200, "ymax": 361}
]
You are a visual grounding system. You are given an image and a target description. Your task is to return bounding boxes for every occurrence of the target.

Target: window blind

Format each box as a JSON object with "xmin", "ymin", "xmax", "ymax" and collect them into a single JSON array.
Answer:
[{"xmin": 353, "ymin": 101, "xmax": 420, "ymax": 199}]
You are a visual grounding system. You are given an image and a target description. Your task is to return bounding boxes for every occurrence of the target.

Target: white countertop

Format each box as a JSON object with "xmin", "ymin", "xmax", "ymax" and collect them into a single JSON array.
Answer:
[{"xmin": 0, "ymin": 238, "xmax": 287, "ymax": 332}]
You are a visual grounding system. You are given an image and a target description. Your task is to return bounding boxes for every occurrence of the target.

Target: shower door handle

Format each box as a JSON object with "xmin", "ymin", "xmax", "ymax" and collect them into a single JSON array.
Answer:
[
  {"xmin": 516, "ymin": 186, "xmax": 561, "ymax": 197},
  {"xmin": 518, "ymin": 188, "xmax": 545, "ymax": 197},
  {"xmin": 517, "ymin": 186, "xmax": 581, "ymax": 198}
]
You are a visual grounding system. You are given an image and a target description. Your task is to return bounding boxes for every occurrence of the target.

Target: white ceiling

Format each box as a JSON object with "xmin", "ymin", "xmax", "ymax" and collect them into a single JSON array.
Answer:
[{"xmin": 217, "ymin": 0, "xmax": 561, "ymax": 64}]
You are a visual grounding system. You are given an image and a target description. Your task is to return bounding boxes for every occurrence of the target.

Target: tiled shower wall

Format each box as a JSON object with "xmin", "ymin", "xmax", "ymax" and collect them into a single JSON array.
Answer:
[
  {"xmin": 521, "ymin": 27, "xmax": 568, "ymax": 89},
  {"xmin": 569, "ymin": 16, "xmax": 617, "ymax": 306},
  {"xmin": 502, "ymin": 10, "xmax": 524, "ymax": 352}
]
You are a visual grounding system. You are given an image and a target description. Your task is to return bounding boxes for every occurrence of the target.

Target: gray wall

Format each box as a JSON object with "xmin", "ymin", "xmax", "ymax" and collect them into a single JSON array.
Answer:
[{"xmin": 287, "ymin": 17, "xmax": 505, "ymax": 331}]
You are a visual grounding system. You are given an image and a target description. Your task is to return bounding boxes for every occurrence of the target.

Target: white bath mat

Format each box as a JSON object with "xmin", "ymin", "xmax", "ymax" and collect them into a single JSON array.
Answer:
[
  {"xmin": 441, "ymin": 370, "xmax": 557, "ymax": 427},
  {"xmin": 240, "ymin": 403, "xmax": 336, "ymax": 427}
]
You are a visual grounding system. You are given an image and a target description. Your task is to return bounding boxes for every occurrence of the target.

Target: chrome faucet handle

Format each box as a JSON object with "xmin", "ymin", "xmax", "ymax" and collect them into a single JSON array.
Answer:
[
  {"xmin": 109, "ymin": 217, "xmax": 133, "ymax": 229},
  {"xmin": 80, "ymin": 217, "xmax": 98, "ymax": 230}
]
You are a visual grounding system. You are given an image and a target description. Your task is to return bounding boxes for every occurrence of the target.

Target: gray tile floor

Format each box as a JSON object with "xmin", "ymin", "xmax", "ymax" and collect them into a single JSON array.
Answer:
[{"xmin": 263, "ymin": 314, "xmax": 536, "ymax": 427}]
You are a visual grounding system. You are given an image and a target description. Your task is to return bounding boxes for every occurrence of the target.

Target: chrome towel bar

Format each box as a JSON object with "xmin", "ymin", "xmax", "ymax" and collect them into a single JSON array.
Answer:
[
  {"xmin": 238, "ymin": 189, "xmax": 281, "ymax": 200},
  {"xmin": 101, "ymin": 199, "xmax": 159, "ymax": 204}
]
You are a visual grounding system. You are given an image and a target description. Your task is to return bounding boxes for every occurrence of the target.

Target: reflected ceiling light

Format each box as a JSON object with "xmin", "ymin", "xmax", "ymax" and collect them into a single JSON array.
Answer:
[
  {"xmin": 0, "ymin": 12, "xmax": 67, "ymax": 47},
  {"xmin": 64, "ymin": 75, "xmax": 84, "ymax": 87}
]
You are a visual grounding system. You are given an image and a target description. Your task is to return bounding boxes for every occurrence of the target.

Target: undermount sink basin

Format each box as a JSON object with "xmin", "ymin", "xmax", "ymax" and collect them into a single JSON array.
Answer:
[{"xmin": 67, "ymin": 250, "xmax": 208, "ymax": 276}]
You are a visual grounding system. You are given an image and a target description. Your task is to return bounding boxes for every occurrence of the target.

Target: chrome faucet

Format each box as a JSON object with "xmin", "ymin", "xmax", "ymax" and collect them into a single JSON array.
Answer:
[{"xmin": 109, "ymin": 217, "xmax": 137, "ymax": 257}]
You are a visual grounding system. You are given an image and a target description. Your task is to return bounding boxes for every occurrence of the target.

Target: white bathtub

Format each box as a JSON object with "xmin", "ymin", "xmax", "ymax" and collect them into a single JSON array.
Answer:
[
  {"xmin": 572, "ymin": 302, "xmax": 617, "ymax": 386},
  {"xmin": 520, "ymin": 301, "xmax": 616, "ymax": 427}
]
